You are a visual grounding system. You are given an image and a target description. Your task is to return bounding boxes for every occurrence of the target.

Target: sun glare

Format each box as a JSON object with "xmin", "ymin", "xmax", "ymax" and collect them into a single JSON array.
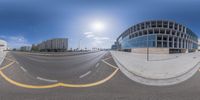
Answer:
[{"xmin": 91, "ymin": 21, "xmax": 105, "ymax": 31}]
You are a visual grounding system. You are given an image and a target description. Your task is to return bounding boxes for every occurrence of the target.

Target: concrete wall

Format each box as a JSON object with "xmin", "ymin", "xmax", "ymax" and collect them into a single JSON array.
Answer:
[{"xmin": 131, "ymin": 48, "xmax": 169, "ymax": 54}]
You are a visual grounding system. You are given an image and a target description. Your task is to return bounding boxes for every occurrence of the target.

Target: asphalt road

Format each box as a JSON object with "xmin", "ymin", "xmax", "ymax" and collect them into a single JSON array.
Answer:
[{"xmin": 0, "ymin": 51, "xmax": 200, "ymax": 100}]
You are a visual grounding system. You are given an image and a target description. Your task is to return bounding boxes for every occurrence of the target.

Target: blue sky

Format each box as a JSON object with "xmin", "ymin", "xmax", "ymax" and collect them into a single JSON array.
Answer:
[{"xmin": 0, "ymin": 0, "xmax": 200, "ymax": 49}]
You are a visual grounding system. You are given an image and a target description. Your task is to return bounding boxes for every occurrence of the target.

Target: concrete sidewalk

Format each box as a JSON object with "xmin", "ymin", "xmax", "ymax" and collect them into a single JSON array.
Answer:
[{"xmin": 111, "ymin": 51, "xmax": 200, "ymax": 86}]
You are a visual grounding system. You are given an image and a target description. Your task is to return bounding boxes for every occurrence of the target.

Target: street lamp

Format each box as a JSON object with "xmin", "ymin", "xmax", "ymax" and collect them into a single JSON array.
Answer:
[{"xmin": 78, "ymin": 39, "xmax": 81, "ymax": 51}]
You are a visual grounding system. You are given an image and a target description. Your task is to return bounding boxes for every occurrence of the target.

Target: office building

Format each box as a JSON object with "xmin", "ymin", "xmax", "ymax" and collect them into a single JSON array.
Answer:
[
  {"xmin": 38, "ymin": 38, "xmax": 68, "ymax": 52},
  {"xmin": 116, "ymin": 20, "xmax": 198, "ymax": 54}
]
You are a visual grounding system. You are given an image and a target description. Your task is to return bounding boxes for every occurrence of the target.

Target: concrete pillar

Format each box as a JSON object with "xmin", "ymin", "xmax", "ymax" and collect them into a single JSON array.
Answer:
[
  {"xmin": 181, "ymin": 38, "xmax": 183, "ymax": 48},
  {"xmin": 177, "ymin": 37, "xmax": 179, "ymax": 48},
  {"xmin": 161, "ymin": 35, "xmax": 163, "ymax": 47},
  {"xmin": 186, "ymin": 49, "xmax": 189, "ymax": 53},
  {"xmin": 172, "ymin": 36, "xmax": 174, "ymax": 48},
  {"xmin": 167, "ymin": 35, "xmax": 169, "ymax": 48}
]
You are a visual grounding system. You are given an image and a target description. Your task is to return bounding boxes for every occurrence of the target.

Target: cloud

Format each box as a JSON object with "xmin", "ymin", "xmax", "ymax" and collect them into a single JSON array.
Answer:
[
  {"xmin": 83, "ymin": 32, "xmax": 110, "ymax": 48},
  {"xmin": 83, "ymin": 32, "xmax": 93, "ymax": 35},
  {"xmin": 86, "ymin": 34, "xmax": 95, "ymax": 38},
  {"xmin": 0, "ymin": 35, "xmax": 31, "ymax": 49},
  {"xmin": 93, "ymin": 37, "xmax": 109, "ymax": 40}
]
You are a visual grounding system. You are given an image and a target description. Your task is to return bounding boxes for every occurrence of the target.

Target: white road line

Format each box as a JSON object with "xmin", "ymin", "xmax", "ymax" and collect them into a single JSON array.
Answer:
[
  {"xmin": 103, "ymin": 57, "xmax": 112, "ymax": 61},
  {"xmin": 36, "ymin": 77, "xmax": 58, "ymax": 83},
  {"xmin": 20, "ymin": 66, "xmax": 27, "ymax": 72},
  {"xmin": 95, "ymin": 63, "xmax": 99, "ymax": 68},
  {"xmin": 79, "ymin": 71, "xmax": 91, "ymax": 78},
  {"xmin": 16, "ymin": 61, "xmax": 19, "ymax": 64}
]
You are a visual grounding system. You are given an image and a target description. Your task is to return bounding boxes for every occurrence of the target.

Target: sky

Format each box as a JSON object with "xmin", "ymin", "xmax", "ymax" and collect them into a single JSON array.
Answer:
[{"xmin": 0, "ymin": 0, "xmax": 200, "ymax": 49}]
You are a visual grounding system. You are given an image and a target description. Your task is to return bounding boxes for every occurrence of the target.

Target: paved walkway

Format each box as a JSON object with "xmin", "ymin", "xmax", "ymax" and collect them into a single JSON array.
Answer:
[{"xmin": 111, "ymin": 51, "xmax": 200, "ymax": 86}]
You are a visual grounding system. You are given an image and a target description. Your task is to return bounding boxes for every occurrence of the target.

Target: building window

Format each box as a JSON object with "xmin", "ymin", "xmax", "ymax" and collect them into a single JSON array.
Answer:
[
  {"xmin": 157, "ymin": 21, "xmax": 162, "ymax": 27},
  {"xmin": 157, "ymin": 36, "xmax": 162, "ymax": 41},
  {"xmin": 139, "ymin": 31, "xmax": 142, "ymax": 36},
  {"xmin": 163, "ymin": 42, "xmax": 167, "ymax": 47},
  {"xmin": 160, "ymin": 29, "xmax": 165, "ymax": 34},
  {"xmin": 177, "ymin": 32, "xmax": 180, "ymax": 37},
  {"xmin": 169, "ymin": 42, "xmax": 172, "ymax": 47},
  {"xmin": 157, "ymin": 41, "xmax": 162, "ymax": 47},
  {"xmin": 149, "ymin": 29, "xmax": 153, "ymax": 34},
  {"xmin": 166, "ymin": 30, "xmax": 170, "ymax": 34},
  {"xmin": 169, "ymin": 37, "xmax": 172, "ymax": 42},
  {"xmin": 169, "ymin": 22, "xmax": 173, "ymax": 29},
  {"xmin": 146, "ymin": 22, "xmax": 150, "ymax": 28},
  {"xmin": 174, "ymin": 23, "xmax": 178, "ymax": 30},
  {"xmin": 154, "ymin": 29, "xmax": 159, "ymax": 34},
  {"xmin": 163, "ymin": 36, "xmax": 167, "ymax": 41},
  {"xmin": 151, "ymin": 21, "xmax": 156, "ymax": 27},
  {"xmin": 172, "ymin": 31, "xmax": 176, "ymax": 36},
  {"xmin": 163, "ymin": 21, "xmax": 168, "ymax": 28},
  {"xmin": 143, "ymin": 30, "xmax": 147, "ymax": 35}
]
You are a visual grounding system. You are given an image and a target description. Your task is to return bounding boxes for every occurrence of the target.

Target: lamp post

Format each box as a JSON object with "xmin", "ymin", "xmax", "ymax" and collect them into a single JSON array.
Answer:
[{"xmin": 78, "ymin": 39, "xmax": 81, "ymax": 51}]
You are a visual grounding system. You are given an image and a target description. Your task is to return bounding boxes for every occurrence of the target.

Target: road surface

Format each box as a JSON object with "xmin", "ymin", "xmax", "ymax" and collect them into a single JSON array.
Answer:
[{"xmin": 0, "ymin": 51, "xmax": 200, "ymax": 100}]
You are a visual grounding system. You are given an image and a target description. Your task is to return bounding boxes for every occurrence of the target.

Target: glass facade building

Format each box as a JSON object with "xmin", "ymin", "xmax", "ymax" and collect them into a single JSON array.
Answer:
[{"xmin": 117, "ymin": 20, "xmax": 198, "ymax": 53}]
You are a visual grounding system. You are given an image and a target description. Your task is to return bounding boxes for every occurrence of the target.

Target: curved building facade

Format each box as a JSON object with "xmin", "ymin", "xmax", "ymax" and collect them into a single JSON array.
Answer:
[
  {"xmin": 0, "ymin": 39, "xmax": 7, "ymax": 52},
  {"xmin": 117, "ymin": 20, "xmax": 198, "ymax": 53}
]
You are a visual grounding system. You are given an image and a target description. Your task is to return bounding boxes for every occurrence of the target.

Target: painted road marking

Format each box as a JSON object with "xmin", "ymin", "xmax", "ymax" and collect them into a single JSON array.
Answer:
[
  {"xmin": 0, "ymin": 61, "xmax": 15, "ymax": 71},
  {"xmin": 103, "ymin": 57, "xmax": 112, "ymax": 61},
  {"xmin": 36, "ymin": 77, "xmax": 58, "ymax": 83},
  {"xmin": 16, "ymin": 61, "xmax": 19, "ymax": 64},
  {"xmin": 102, "ymin": 59, "xmax": 118, "ymax": 69},
  {"xmin": 20, "ymin": 66, "xmax": 27, "ymax": 72},
  {"xmin": 79, "ymin": 71, "xmax": 91, "ymax": 78},
  {"xmin": 95, "ymin": 63, "xmax": 99, "ymax": 68},
  {"xmin": 4, "ymin": 57, "xmax": 15, "ymax": 62},
  {"xmin": 0, "ymin": 56, "xmax": 119, "ymax": 89}
]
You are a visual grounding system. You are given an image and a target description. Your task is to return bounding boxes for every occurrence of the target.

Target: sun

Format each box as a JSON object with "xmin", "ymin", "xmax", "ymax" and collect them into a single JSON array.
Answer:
[{"xmin": 91, "ymin": 21, "xmax": 105, "ymax": 32}]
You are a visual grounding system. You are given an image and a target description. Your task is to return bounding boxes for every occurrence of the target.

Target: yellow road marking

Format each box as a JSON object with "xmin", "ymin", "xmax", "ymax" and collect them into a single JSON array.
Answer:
[
  {"xmin": 4, "ymin": 57, "xmax": 15, "ymax": 62},
  {"xmin": 0, "ymin": 57, "xmax": 119, "ymax": 89},
  {"xmin": 0, "ymin": 61, "xmax": 15, "ymax": 71},
  {"xmin": 0, "ymin": 68, "xmax": 118, "ymax": 89},
  {"xmin": 0, "ymin": 71, "xmax": 60, "ymax": 89}
]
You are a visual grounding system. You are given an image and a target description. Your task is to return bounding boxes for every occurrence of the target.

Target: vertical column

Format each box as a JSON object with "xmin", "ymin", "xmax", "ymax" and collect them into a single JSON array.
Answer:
[
  {"xmin": 185, "ymin": 39, "xmax": 187, "ymax": 49},
  {"xmin": 167, "ymin": 35, "xmax": 169, "ymax": 48},
  {"xmin": 172, "ymin": 36, "xmax": 174, "ymax": 48},
  {"xmin": 181, "ymin": 38, "xmax": 183, "ymax": 48},
  {"xmin": 155, "ymin": 35, "xmax": 157, "ymax": 47},
  {"xmin": 177, "ymin": 37, "xmax": 179, "ymax": 48},
  {"xmin": 161, "ymin": 35, "xmax": 163, "ymax": 48}
]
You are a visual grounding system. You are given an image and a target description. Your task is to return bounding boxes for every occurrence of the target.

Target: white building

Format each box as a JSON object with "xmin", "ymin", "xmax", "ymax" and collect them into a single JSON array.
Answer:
[
  {"xmin": 0, "ymin": 39, "xmax": 7, "ymax": 52},
  {"xmin": 38, "ymin": 38, "xmax": 68, "ymax": 52}
]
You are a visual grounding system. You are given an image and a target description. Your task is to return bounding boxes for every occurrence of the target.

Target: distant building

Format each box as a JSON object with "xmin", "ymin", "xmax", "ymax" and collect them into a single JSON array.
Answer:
[
  {"xmin": 111, "ymin": 41, "xmax": 118, "ymax": 50},
  {"xmin": 20, "ymin": 46, "xmax": 31, "ymax": 51},
  {"xmin": 198, "ymin": 39, "xmax": 200, "ymax": 51},
  {"xmin": 116, "ymin": 20, "xmax": 198, "ymax": 54},
  {"xmin": 38, "ymin": 38, "xmax": 68, "ymax": 52},
  {"xmin": 31, "ymin": 44, "xmax": 39, "ymax": 51},
  {"xmin": 0, "ymin": 39, "xmax": 7, "ymax": 52}
]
